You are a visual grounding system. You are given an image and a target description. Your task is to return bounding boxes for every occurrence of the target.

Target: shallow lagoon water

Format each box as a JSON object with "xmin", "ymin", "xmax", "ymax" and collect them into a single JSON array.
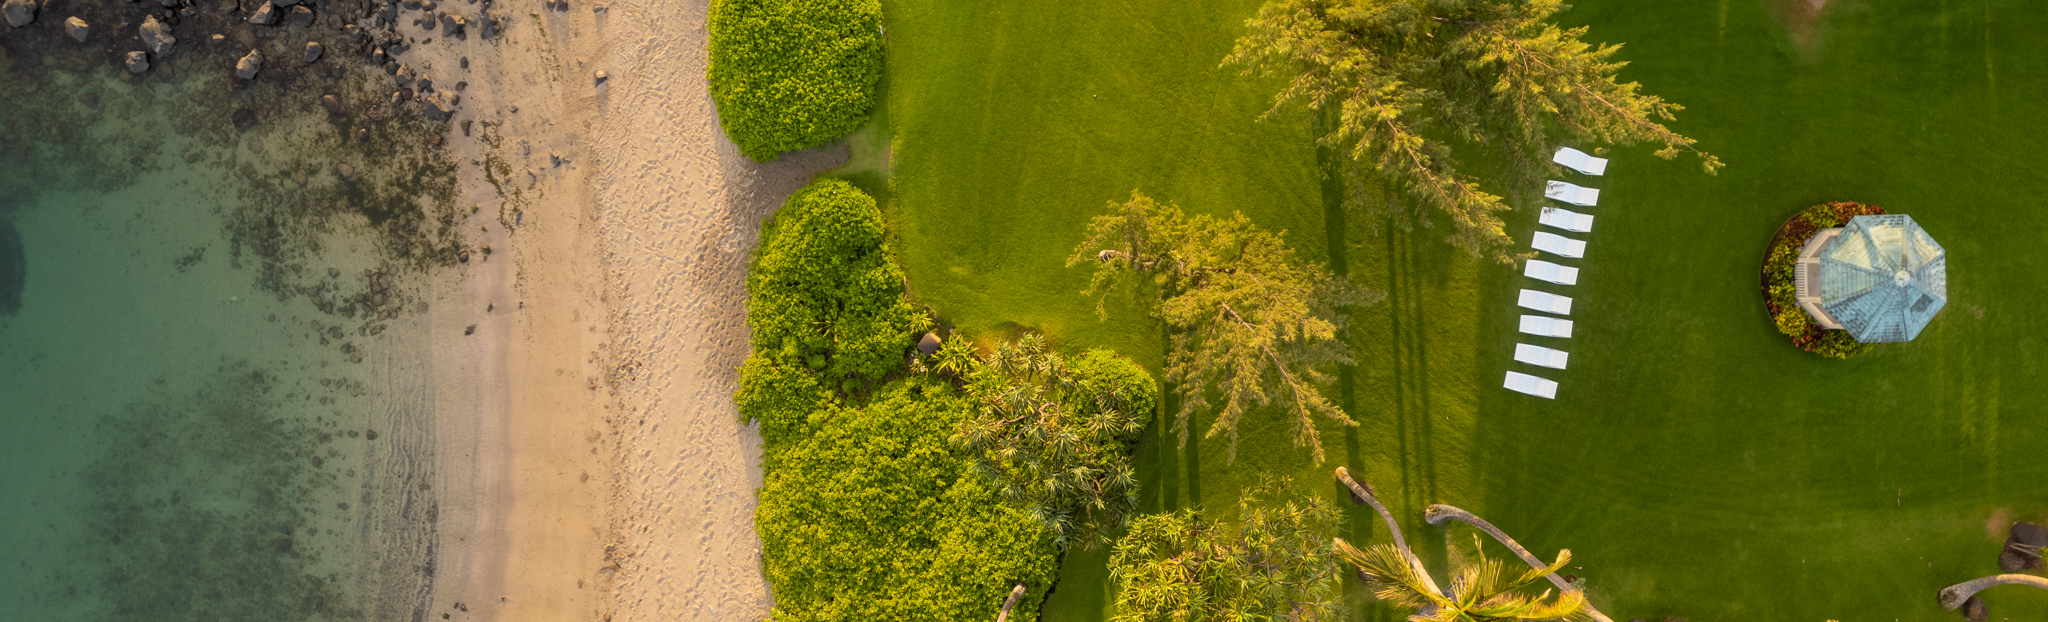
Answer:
[{"xmin": 1, "ymin": 19, "xmax": 462, "ymax": 622}]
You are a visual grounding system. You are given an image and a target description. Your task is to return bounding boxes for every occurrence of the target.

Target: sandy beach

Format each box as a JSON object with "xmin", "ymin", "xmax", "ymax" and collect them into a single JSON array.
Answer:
[{"xmin": 410, "ymin": 1, "xmax": 845, "ymax": 620}]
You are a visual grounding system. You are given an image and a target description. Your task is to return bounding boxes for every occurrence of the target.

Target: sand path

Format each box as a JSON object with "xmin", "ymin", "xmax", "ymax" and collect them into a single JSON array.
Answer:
[
  {"xmin": 580, "ymin": 0, "xmax": 846, "ymax": 619},
  {"xmin": 404, "ymin": 0, "xmax": 844, "ymax": 620}
]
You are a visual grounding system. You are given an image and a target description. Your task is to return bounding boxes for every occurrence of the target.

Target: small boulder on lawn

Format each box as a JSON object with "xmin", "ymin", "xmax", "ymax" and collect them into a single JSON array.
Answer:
[
  {"xmin": 249, "ymin": 2, "xmax": 278, "ymax": 25},
  {"xmin": 2, "ymin": 0, "xmax": 35, "ymax": 28},
  {"xmin": 236, "ymin": 49, "xmax": 263, "ymax": 80},
  {"xmin": 125, "ymin": 51, "xmax": 150, "ymax": 74},
  {"xmin": 64, "ymin": 16, "xmax": 88, "ymax": 42},
  {"xmin": 288, "ymin": 5, "xmax": 313, "ymax": 27},
  {"xmin": 305, "ymin": 41, "xmax": 323, "ymax": 63}
]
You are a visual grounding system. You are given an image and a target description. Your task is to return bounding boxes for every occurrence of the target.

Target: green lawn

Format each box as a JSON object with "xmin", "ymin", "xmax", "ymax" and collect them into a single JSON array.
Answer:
[{"xmin": 869, "ymin": 0, "xmax": 2048, "ymax": 620}]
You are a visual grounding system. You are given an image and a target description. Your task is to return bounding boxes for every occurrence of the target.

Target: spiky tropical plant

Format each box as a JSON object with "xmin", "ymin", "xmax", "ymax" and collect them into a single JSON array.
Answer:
[
  {"xmin": 949, "ymin": 334, "xmax": 1157, "ymax": 549},
  {"xmin": 1068, "ymin": 191, "xmax": 1380, "ymax": 464},
  {"xmin": 1337, "ymin": 535, "xmax": 1589, "ymax": 622}
]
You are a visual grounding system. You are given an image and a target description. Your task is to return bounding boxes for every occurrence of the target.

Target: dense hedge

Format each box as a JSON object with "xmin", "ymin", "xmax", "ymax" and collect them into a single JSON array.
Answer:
[
  {"xmin": 707, "ymin": 0, "xmax": 884, "ymax": 161},
  {"xmin": 1761, "ymin": 202, "xmax": 1884, "ymax": 359},
  {"xmin": 741, "ymin": 180, "xmax": 1061, "ymax": 621},
  {"xmin": 748, "ymin": 178, "xmax": 923, "ymax": 390},
  {"xmin": 756, "ymin": 379, "xmax": 1058, "ymax": 622}
]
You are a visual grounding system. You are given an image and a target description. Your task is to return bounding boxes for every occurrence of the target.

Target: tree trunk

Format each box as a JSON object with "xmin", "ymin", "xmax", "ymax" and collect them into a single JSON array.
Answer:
[
  {"xmin": 996, "ymin": 584, "xmax": 1027, "ymax": 622},
  {"xmin": 1423, "ymin": 504, "xmax": 1615, "ymax": 622},
  {"xmin": 1333, "ymin": 467, "xmax": 1444, "ymax": 597},
  {"xmin": 1939, "ymin": 574, "xmax": 2048, "ymax": 610}
]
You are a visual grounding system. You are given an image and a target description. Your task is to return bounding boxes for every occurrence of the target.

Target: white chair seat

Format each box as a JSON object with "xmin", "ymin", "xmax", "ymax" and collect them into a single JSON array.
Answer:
[
  {"xmin": 1545, "ymin": 181, "xmax": 1600, "ymax": 206},
  {"xmin": 1524, "ymin": 260, "xmax": 1579, "ymax": 286},
  {"xmin": 1539, "ymin": 207, "xmax": 1594, "ymax": 233},
  {"xmin": 1517, "ymin": 289, "xmax": 1572, "ymax": 315},
  {"xmin": 1519, "ymin": 314, "xmax": 1574, "ymax": 338},
  {"xmin": 1504, "ymin": 371, "xmax": 1558, "ymax": 399},
  {"xmin": 1552, "ymin": 147, "xmax": 1608, "ymax": 176},
  {"xmin": 1514, "ymin": 343, "xmax": 1570, "ymax": 370},
  {"xmin": 1532, "ymin": 231, "xmax": 1585, "ymax": 259}
]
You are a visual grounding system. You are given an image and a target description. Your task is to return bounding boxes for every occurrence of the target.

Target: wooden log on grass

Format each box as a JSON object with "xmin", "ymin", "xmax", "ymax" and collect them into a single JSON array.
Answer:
[{"xmin": 1939, "ymin": 574, "xmax": 2048, "ymax": 611}]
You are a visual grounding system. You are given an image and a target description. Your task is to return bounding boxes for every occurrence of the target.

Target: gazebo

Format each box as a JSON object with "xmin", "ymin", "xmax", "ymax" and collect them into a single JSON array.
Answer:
[{"xmin": 1793, "ymin": 214, "xmax": 1947, "ymax": 342}]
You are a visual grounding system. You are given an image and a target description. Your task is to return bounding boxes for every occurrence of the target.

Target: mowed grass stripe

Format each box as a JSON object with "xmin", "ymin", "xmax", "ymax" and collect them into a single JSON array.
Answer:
[{"xmin": 879, "ymin": 0, "xmax": 2048, "ymax": 620}]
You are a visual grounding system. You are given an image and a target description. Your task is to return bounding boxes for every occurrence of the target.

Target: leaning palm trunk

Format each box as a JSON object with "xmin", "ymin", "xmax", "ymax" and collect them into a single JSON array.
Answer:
[
  {"xmin": 995, "ymin": 584, "xmax": 1027, "ymax": 622},
  {"xmin": 1425, "ymin": 504, "xmax": 1615, "ymax": 622},
  {"xmin": 1939, "ymin": 574, "xmax": 2048, "ymax": 610},
  {"xmin": 1334, "ymin": 466, "xmax": 1444, "ymax": 598}
]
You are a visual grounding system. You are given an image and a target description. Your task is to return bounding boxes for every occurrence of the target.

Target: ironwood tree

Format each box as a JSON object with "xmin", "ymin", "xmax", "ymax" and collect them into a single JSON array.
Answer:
[
  {"xmin": 1107, "ymin": 480, "xmax": 1345, "ymax": 622},
  {"xmin": 1069, "ymin": 192, "xmax": 1378, "ymax": 463},
  {"xmin": 1224, "ymin": 0, "xmax": 1721, "ymax": 262}
]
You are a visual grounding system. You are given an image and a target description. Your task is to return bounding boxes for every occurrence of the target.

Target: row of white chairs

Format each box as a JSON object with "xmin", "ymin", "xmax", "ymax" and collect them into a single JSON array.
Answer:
[{"xmin": 1505, "ymin": 147, "xmax": 1608, "ymax": 400}]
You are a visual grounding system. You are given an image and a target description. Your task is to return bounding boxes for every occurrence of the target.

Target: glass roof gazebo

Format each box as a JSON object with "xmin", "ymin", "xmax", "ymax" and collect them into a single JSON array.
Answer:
[{"xmin": 1793, "ymin": 214, "xmax": 1948, "ymax": 343}]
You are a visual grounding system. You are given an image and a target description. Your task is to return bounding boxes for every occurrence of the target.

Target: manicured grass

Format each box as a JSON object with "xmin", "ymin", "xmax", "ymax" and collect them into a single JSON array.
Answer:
[{"xmin": 873, "ymin": 0, "xmax": 2048, "ymax": 621}]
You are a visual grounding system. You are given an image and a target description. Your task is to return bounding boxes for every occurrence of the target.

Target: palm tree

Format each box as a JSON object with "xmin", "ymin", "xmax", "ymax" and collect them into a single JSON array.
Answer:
[
  {"xmin": 1334, "ymin": 467, "xmax": 1606, "ymax": 622},
  {"xmin": 1336, "ymin": 535, "xmax": 1589, "ymax": 622}
]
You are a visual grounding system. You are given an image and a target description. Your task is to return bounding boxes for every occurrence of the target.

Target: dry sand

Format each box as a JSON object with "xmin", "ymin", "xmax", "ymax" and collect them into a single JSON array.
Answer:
[{"xmin": 397, "ymin": 1, "xmax": 847, "ymax": 620}]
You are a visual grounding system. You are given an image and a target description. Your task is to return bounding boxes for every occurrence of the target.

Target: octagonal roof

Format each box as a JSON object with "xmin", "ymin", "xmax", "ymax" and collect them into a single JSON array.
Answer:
[{"xmin": 1818, "ymin": 214, "xmax": 1947, "ymax": 343}]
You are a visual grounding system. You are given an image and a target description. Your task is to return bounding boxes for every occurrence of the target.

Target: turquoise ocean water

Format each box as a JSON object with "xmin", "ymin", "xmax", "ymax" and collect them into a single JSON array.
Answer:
[{"xmin": 3, "ymin": 11, "xmax": 464, "ymax": 621}]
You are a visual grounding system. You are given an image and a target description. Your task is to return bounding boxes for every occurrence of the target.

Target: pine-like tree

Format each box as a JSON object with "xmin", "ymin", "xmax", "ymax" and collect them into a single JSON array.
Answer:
[
  {"xmin": 1225, "ymin": 0, "xmax": 1721, "ymax": 262},
  {"xmin": 1070, "ymin": 192, "xmax": 1378, "ymax": 463},
  {"xmin": 1108, "ymin": 480, "xmax": 1345, "ymax": 622}
]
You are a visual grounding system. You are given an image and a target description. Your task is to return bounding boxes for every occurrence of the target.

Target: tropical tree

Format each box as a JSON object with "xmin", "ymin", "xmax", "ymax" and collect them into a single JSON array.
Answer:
[
  {"xmin": 1069, "ymin": 192, "xmax": 1380, "ymax": 463},
  {"xmin": 946, "ymin": 334, "xmax": 1159, "ymax": 549},
  {"xmin": 1334, "ymin": 467, "xmax": 1613, "ymax": 622},
  {"xmin": 1108, "ymin": 479, "xmax": 1345, "ymax": 622},
  {"xmin": 1224, "ymin": 0, "xmax": 1721, "ymax": 262}
]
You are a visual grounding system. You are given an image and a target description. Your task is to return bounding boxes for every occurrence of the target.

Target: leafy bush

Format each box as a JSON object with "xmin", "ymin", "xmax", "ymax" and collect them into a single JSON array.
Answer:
[
  {"xmin": 1108, "ymin": 479, "xmax": 1343, "ymax": 622},
  {"xmin": 950, "ymin": 335, "xmax": 1158, "ymax": 549},
  {"xmin": 707, "ymin": 0, "xmax": 883, "ymax": 161},
  {"xmin": 756, "ymin": 379, "xmax": 1058, "ymax": 622},
  {"xmin": 748, "ymin": 179, "xmax": 924, "ymax": 387},
  {"xmin": 1760, "ymin": 202, "xmax": 1883, "ymax": 359},
  {"xmin": 740, "ymin": 179, "xmax": 1066, "ymax": 621},
  {"xmin": 734, "ymin": 355, "xmax": 828, "ymax": 448}
]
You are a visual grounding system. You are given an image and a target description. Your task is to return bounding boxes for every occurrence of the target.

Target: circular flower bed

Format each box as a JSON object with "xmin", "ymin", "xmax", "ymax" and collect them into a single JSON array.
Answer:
[{"xmin": 1760, "ymin": 201, "xmax": 1886, "ymax": 359}]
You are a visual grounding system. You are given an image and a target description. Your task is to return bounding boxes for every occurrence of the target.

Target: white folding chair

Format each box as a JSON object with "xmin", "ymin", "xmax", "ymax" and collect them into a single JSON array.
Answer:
[
  {"xmin": 1514, "ymin": 343, "xmax": 1570, "ymax": 370},
  {"xmin": 1519, "ymin": 314, "xmax": 1574, "ymax": 338},
  {"xmin": 1504, "ymin": 371, "xmax": 1559, "ymax": 399},
  {"xmin": 1552, "ymin": 147, "xmax": 1608, "ymax": 176},
  {"xmin": 1532, "ymin": 231, "xmax": 1586, "ymax": 259},
  {"xmin": 1516, "ymin": 289, "xmax": 1573, "ymax": 315},
  {"xmin": 1524, "ymin": 260, "xmax": 1579, "ymax": 286},
  {"xmin": 1538, "ymin": 207, "xmax": 1594, "ymax": 233},
  {"xmin": 1545, "ymin": 180, "xmax": 1600, "ymax": 206}
]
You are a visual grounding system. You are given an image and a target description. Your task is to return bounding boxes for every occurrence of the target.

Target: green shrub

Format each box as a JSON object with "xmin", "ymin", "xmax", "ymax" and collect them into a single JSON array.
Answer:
[
  {"xmin": 707, "ymin": 0, "xmax": 883, "ymax": 161},
  {"xmin": 735, "ymin": 355, "xmax": 828, "ymax": 448},
  {"xmin": 749, "ymin": 179, "xmax": 924, "ymax": 386},
  {"xmin": 756, "ymin": 379, "xmax": 1059, "ymax": 622}
]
